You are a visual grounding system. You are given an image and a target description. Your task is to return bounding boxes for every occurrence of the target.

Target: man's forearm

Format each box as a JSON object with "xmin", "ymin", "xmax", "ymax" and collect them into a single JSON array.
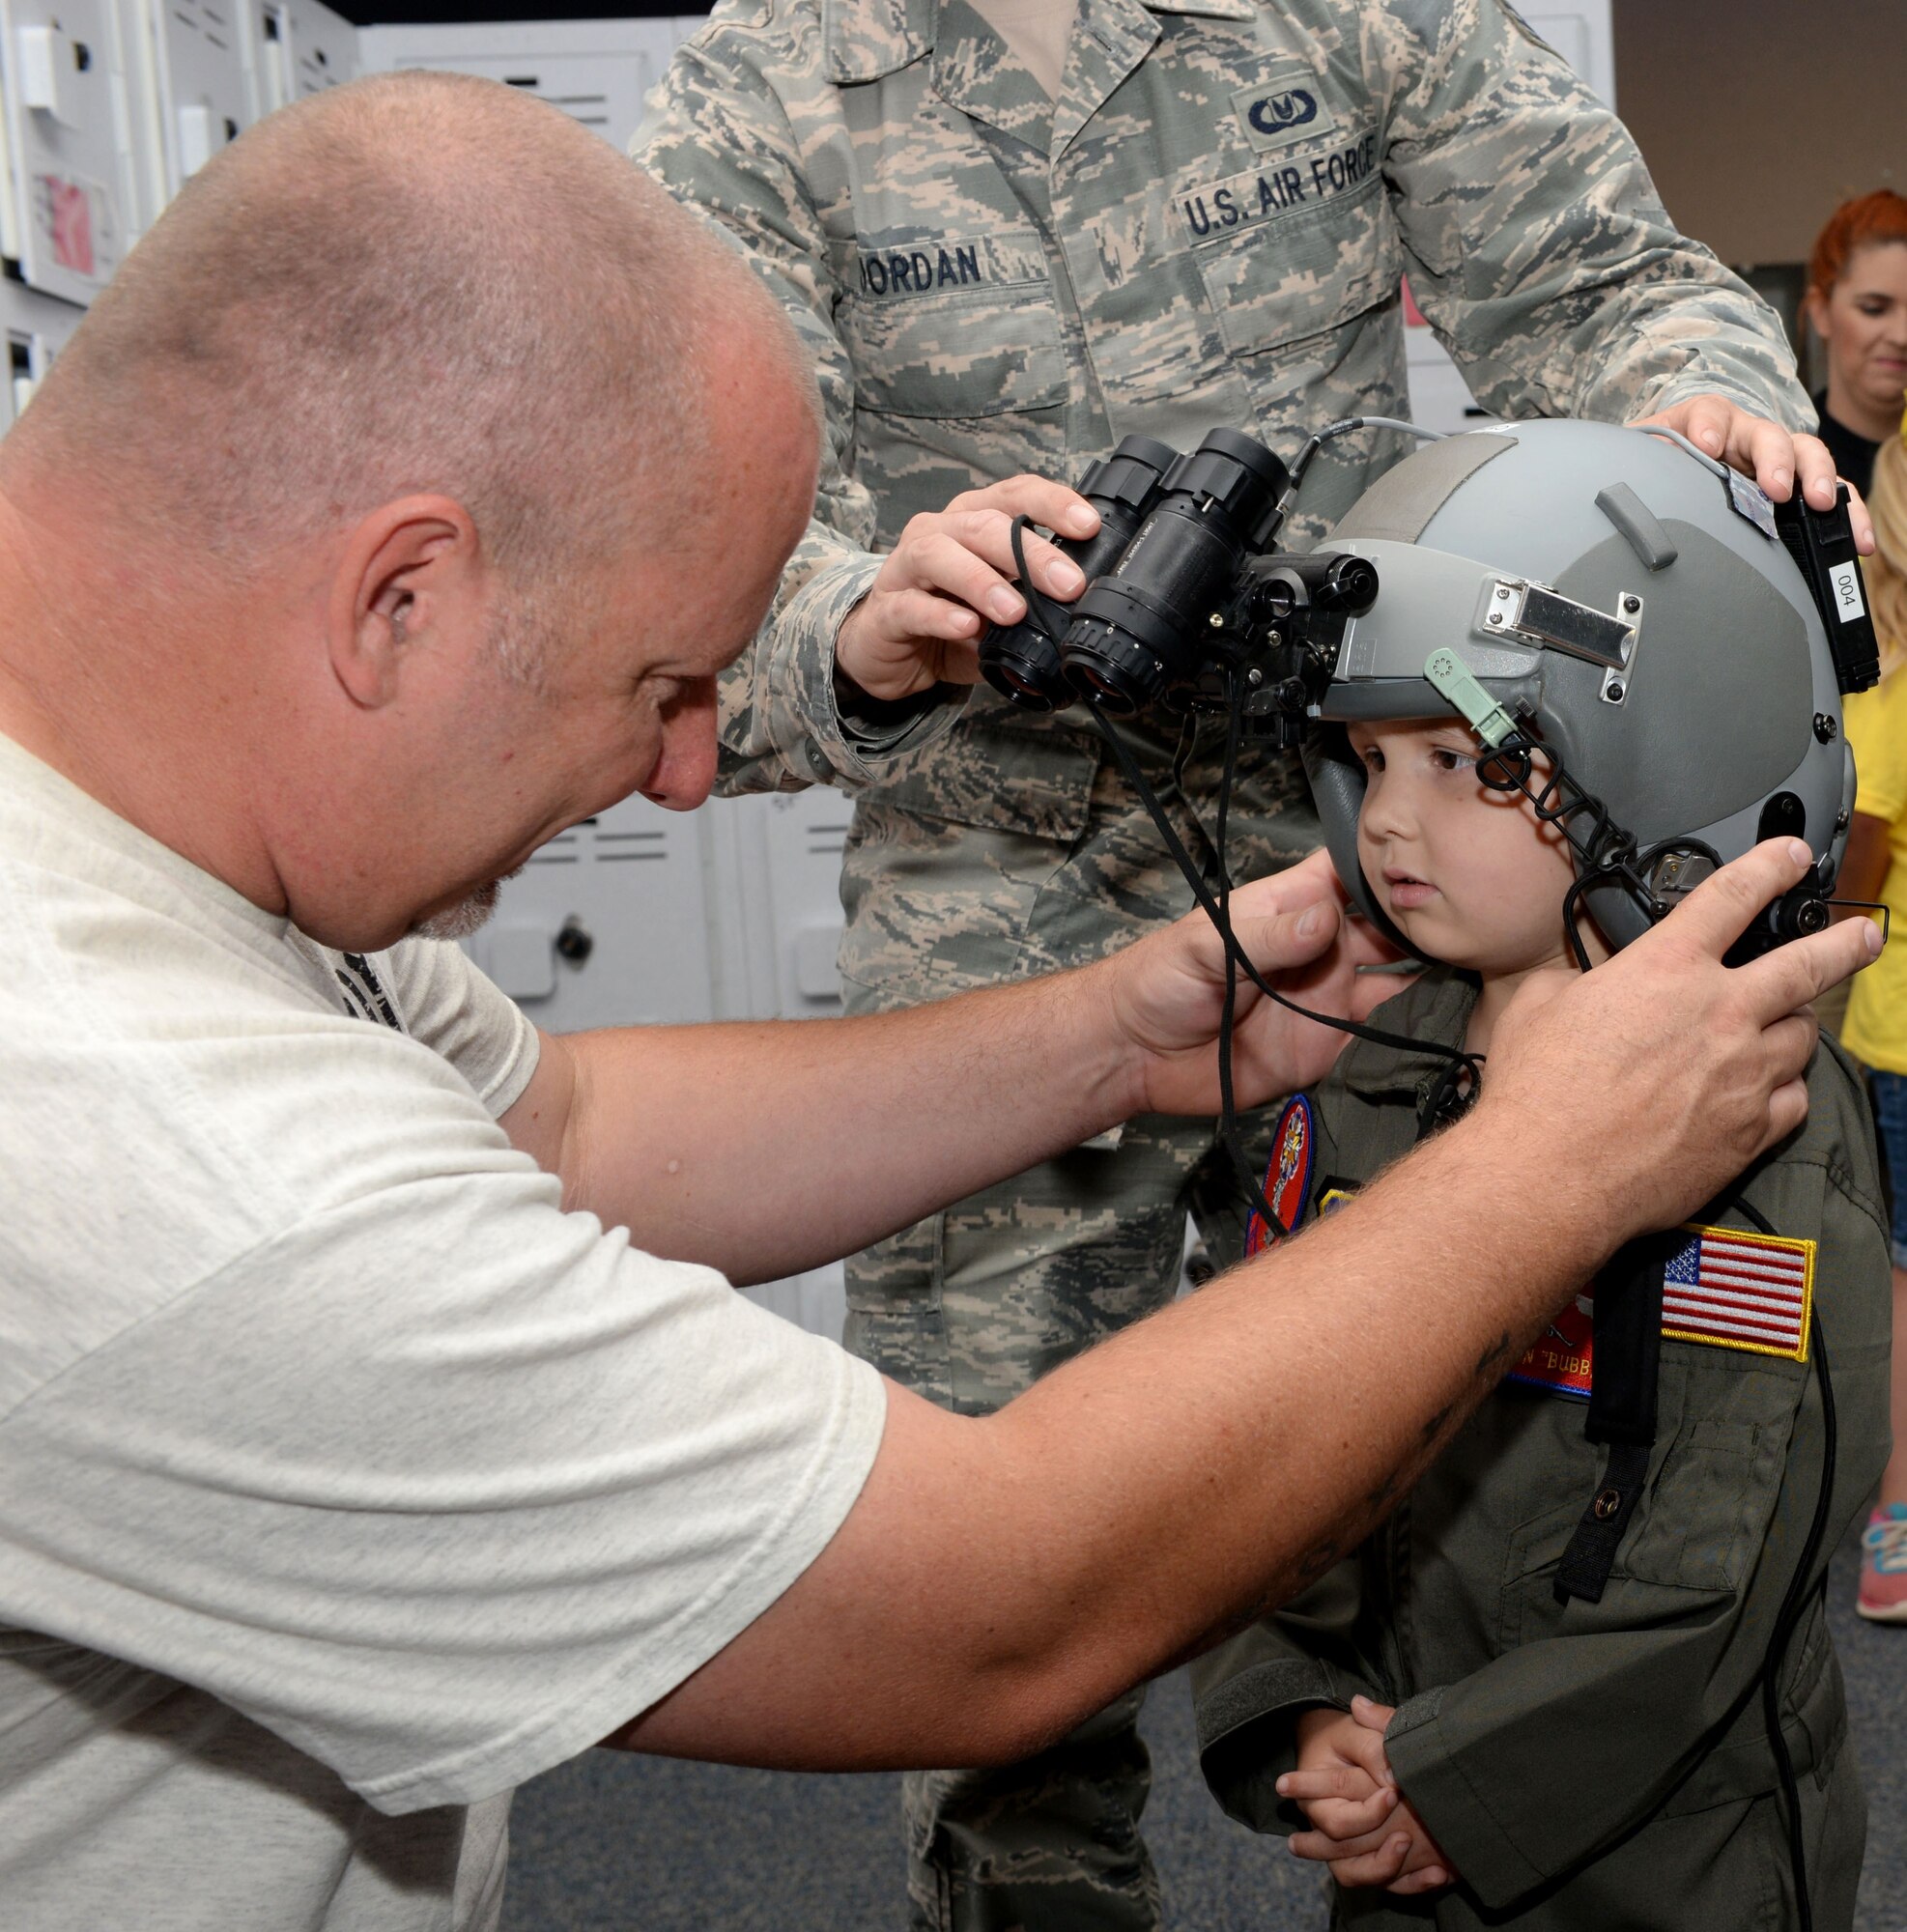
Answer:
[
  {"xmin": 541, "ymin": 963, "xmax": 1139, "ymax": 1284},
  {"xmin": 614, "ymin": 844, "xmax": 1872, "ymax": 1773},
  {"xmin": 622, "ymin": 1095, "xmax": 1609, "ymax": 1770}
]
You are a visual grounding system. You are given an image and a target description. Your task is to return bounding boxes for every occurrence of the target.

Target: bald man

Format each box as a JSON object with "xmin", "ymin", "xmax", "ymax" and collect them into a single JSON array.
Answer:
[{"xmin": 0, "ymin": 71, "xmax": 1875, "ymax": 1932}]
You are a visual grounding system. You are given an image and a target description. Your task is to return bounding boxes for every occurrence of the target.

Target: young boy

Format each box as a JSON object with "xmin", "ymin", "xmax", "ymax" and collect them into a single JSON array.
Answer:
[{"xmin": 1190, "ymin": 711, "xmax": 1892, "ymax": 1929}]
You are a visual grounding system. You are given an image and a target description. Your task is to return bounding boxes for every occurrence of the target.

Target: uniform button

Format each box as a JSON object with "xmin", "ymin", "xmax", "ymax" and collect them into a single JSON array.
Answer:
[
  {"xmin": 1592, "ymin": 1488, "xmax": 1623, "ymax": 1521},
  {"xmin": 808, "ymin": 743, "xmax": 832, "ymax": 777}
]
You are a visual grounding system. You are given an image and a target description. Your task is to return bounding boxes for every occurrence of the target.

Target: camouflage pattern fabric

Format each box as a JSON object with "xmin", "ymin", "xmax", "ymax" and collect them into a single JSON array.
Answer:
[{"xmin": 634, "ymin": 5, "xmax": 1813, "ymax": 1925}]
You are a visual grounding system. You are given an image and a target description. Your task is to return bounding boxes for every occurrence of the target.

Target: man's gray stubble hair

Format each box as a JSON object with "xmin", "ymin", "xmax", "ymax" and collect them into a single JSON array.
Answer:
[{"xmin": 11, "ymin": 70, "xmax": 818, "ymax": 683}]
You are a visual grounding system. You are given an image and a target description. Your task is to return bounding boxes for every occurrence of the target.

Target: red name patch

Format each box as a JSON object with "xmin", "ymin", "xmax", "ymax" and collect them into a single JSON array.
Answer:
[{"xmin": 1509, "ymin": 1292, "xmax": 1595, "ymax": 1399}]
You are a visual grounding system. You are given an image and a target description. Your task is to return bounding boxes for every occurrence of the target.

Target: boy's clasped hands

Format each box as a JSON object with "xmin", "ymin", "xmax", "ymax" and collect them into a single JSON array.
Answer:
[{"xmin": 1278, "ymin": 1695, "xmax": 1457, "ymax": 1897}]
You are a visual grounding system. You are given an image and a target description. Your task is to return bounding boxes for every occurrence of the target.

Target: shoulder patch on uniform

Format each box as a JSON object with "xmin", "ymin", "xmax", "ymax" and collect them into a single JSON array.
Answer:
[
  {"xmin": 1231, "ymin": 68, "xmax": 1338, "ymax": 156},
  {"xmin": 1504, "ymin": 1222, "xmax": 1815, "ymax": 1399},
  {"xmin": 1661, "ymin": 1222, "xmax": 1814, "ymax": 1362},
  {"xmin": 1508, "ymin": 1292, "xmax": 1595, "ymax": 1399},
  {"xmin": 1245, "ymin": 1094, "xmax": 1314, "ymax": 1253}
]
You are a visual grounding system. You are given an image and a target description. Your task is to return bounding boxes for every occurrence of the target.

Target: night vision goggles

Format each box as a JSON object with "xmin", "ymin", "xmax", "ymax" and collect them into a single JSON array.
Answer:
[{"xmin": 980, "ymin": 414, "xmax": 1880, "ymax": 964}]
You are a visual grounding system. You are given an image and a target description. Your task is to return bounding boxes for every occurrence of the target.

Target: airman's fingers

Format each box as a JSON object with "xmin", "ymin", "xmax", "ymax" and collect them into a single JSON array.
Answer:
[
  {"xmin": 1650, "ymin": 838, "xmax": 1815, "ymax": 961},
  {"xmin": 1736, "ymin": 914, "xmax": 1882, "ymax": 1023},
  {"xmin": 1667, "ymin": 395, "xmax": 1731, "ymax": 462},
  {"xmin": 878, "ymin": 586, "xmax": 983, "ymax": 644},
  {"xmin": 1763, "ymin": 1070, "xmax": 1811, "ymax": 1149},
  {"xmin": 1844, "ymin": 478, "xmax": 1876, "ymax": 554},
  {"xmin": 1789, "ymin": 431, "xmax": 1837, "ymax": 511},
  {"xmin": 936, "ymin": 509, "xmax": 1089, "ymax": 602},
  {"xmin": 1739, "ymin": 413, "xmax": 1798, "ymax": 503},
  {"xmin": 949, "ymin": 473, "xmax": 1099, "ymax": 540}
]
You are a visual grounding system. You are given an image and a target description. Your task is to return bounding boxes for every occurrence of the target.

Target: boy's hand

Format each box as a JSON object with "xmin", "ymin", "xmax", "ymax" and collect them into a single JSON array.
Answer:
[{"xmin": 1280, "ymin": 1697, "xmax": 1456, "ymax": 1896}]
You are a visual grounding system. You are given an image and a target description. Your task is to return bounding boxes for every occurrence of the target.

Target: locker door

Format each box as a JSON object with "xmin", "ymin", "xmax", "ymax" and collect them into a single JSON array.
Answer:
[
  {"xmin": 134, "ymin": 0, "xmax": 250, "ymax": 193},
  {"xmin": 760, "ymin": 790, "xmax": 849, "ymax": 1014},
  {"xmin": 355, "ymin": 20, "xmax": 682, "ymax": 156},
  {"xmin": 467, "ymin": 794, "xmax": 720, "ymax": 1032},
  {"xmin": 0, "ymin": 0, "xmax": 131, "ymax": 303}
]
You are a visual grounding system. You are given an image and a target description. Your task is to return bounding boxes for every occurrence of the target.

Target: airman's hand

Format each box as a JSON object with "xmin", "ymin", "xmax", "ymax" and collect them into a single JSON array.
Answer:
[
  {"xmin": 833, "ymin": 475, "xmax": 1098, "ymax": 702},
  {"xmin": 1632, "ymin": 395, "xmax": 1873, "ymax": 553},
  {"xmin": 1099, "ymin": 851, "xmax": 1407, "ymax": 1118},
  {"xmin": 1485, "ymin": 838, "xmax": 1882, "ymax": 1245}
]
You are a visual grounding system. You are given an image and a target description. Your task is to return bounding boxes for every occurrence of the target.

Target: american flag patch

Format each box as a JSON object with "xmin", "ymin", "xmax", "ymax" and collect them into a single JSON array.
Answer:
[{"xmin": 1661, "ymin": 1223, "xmax": 1815, "ymax": 1363}]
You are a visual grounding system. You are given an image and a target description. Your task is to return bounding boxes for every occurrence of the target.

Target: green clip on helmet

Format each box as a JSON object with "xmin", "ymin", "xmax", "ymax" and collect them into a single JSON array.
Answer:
[{"xmin": 1301, "ymin": 418, "xmax": 1856, "ymax": 956}]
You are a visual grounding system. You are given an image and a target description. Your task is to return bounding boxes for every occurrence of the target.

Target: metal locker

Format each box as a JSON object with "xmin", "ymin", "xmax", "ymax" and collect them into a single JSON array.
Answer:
[
  {"xmin": 355, "ymin": 19, "xmax": 681, "ymax": 154},
  {"xmin": 243, "ymin": 0, "xmax": 353, "ymax": 122},
  {"xmin": 465, "ymin": 792, "xmax": 721, "ymax": 1033},
  {"xmin": 759, "ymin": 790, "xmax": 849, "ymax": 1014},
  {"xmin": 0, "ymin": 0, "xmax": 133, "ymax": 304},
  {"xmin": 0, "ymin": 274, "xmax": 81, "ymax": 426},
  {"xmin": 128, "ymin": 0, "xmax": 250, "ymax": 197}
]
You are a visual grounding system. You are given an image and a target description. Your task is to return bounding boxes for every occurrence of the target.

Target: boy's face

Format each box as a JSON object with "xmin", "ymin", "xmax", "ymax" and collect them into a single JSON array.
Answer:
[{"xmin": 1347, "ymin": 716, "xmax": 1580, "ymax": 975}]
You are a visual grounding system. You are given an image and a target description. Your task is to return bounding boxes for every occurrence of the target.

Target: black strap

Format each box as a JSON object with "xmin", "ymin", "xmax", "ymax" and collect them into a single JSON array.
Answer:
[
  {"xmin": 1552, "ymin": 1231, "xmax": 1674, "ymax": 1606},
  {"xmin": 1553, "ymin": 1441, "xmax": 1654, "ymax": 1606}
]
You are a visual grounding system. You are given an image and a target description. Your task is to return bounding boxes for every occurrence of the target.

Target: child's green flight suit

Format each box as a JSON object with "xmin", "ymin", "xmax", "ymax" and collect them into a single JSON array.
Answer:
[{"xmin": 1192, "ymin": 970, "xmax": 1892, "ymax": 1930}]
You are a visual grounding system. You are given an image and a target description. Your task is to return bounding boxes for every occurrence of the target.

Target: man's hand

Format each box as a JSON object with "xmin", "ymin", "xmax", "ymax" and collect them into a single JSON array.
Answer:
[
  {"xmin": 834, "ymin": 474, "xmax": 1098, "ymax": 702},
  {"xmin": 1484, "ymin": 838, "xmax": 1881, "ymax": 1244},
  {"xmin": 1095, "ymin": 851, "xmax": 1405, "ymax": 1117},
  {"xmin": 1632, "ymin": 395, "xmax": 1874, "ymax": 554},
  {"xmin": 1281, "ymin": 1701, "xmax": 1452, "ymax": 1896}
]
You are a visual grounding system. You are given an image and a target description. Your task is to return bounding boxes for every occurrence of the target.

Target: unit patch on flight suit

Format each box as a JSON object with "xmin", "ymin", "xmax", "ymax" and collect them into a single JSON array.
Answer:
[
  {"xmin": 1661, "ymin": 1222, "xmax": 1815, "ymax": 1362},
  {"xmin": 1245, "ymin": 1094, "xmax": 1314, "ymax": 1253},
  {"xmin": 1230, "ymin": 71, "xmax": 1339, "ymax": 155},
  {"xmin": 1506, "ymin": 1222, "xmax": 1817, "ymax": 1397},
  {"xmin": 1509, "ymin": 1292, "xmax": 1595, "ymax": 1399}
]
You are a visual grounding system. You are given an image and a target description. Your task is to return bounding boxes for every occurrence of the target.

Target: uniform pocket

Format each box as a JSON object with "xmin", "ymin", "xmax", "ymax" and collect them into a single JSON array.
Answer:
[
  {"xmin": 1188, "ymin": 161, "xmax": 1399, "ymax": 362},
  {"xmin": 1620, "ymin": 1351, "xmax": 1801, "ymax": 1593},
  {"xmin": 836, "ymin": 232, "xmax": 1067, "ymax": 421}
]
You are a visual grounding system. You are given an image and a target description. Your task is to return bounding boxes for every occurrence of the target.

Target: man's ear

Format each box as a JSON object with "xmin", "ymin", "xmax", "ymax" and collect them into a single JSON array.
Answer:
[{"xmin": 328, "ymin": 496, "xmax": 483, "ymax": 709}]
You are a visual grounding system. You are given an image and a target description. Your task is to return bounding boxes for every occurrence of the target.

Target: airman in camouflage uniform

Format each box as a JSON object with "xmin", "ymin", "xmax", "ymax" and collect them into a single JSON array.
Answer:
[
  {"xmin": 634, "ymin": 5, "xmax": 1815, "ymax": 1923},
  {"xmin": 1191, "ymin": 970, "xmax": 1891, "ymax": 1930}
]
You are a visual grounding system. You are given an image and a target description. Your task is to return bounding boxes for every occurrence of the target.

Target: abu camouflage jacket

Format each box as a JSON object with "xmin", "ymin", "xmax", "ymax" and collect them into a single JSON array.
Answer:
[
  {"xmin": 636, "ymin": 0, "xmax": 1810, "ymax": 837},
  {"xmin": 1190, "ymin": 971, "xmax": 1891, "ymax": 1928}
]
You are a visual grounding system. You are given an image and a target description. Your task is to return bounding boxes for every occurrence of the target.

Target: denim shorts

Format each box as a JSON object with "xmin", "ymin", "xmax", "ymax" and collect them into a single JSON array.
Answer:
[{"xmin": 1865, "ymin": 1067, "xmax": 1907, "ymax": 1268}]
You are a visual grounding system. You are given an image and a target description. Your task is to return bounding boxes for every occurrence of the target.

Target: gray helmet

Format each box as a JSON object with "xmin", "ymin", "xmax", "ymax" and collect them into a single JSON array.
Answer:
[{"xmin": 1300, "ymin": 417, "xmax": 1857, "ymax": 956}]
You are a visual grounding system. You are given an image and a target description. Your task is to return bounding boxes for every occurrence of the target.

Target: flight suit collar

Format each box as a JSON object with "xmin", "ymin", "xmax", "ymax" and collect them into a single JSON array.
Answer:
[
  {"xmin": 822, "ymin": 0, "xmax": 1257, "ymax": 86},
  {"xmin": 1336, "ymin": 968, "xmax": 1481, "ymax": 1101}
]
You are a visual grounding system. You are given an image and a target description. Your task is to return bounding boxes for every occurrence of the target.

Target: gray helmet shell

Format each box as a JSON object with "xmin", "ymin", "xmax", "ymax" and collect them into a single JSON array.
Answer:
[{"xmin": 1302, "ymin": 419, "xmax": 1853, "ymax": 954}]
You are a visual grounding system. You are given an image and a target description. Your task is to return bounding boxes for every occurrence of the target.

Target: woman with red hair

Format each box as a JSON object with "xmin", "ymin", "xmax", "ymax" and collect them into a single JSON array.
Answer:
[
  {"xmin": 1806, "ymin": 190, "xmax": 1907, "ymax": 496},
  {"xmin": 1819, "ymin": 187, "xmax": 1907, "ymax": 1623}
]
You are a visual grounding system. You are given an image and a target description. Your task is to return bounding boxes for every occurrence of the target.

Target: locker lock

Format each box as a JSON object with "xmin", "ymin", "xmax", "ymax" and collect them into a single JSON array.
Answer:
[{"xmin": 555, "ymin": 916, "xmax": 594, "ymax": 965}]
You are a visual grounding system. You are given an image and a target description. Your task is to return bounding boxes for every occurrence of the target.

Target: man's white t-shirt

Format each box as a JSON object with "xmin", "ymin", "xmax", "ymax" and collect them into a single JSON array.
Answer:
[{"xmin": 0, "ymin": 733, "xmax": 887, "ymax": 1929}]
